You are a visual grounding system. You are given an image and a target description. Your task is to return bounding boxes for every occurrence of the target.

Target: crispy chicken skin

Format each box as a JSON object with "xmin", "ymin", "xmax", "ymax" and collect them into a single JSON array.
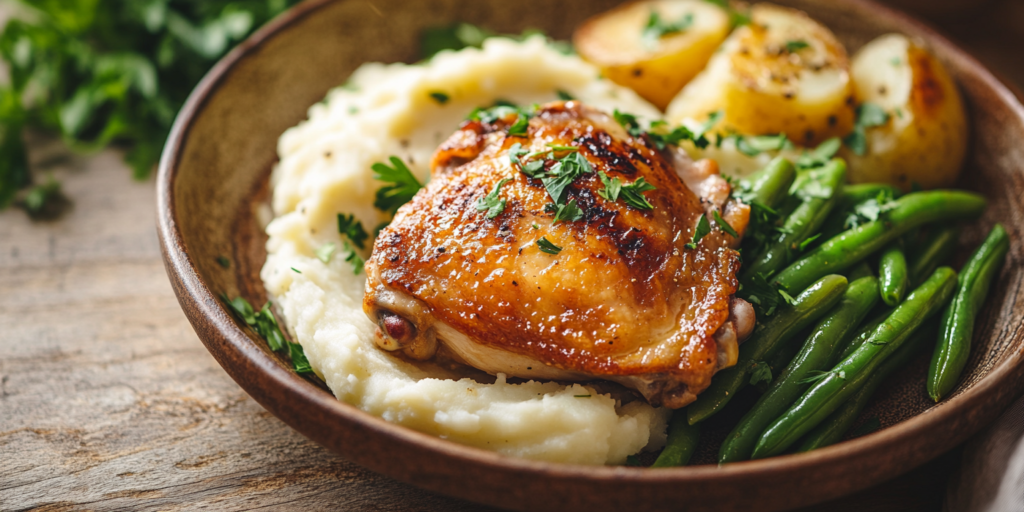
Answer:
[{"xmin": 363, "ymin": 101, "xmax": 752, "ymax": 408}]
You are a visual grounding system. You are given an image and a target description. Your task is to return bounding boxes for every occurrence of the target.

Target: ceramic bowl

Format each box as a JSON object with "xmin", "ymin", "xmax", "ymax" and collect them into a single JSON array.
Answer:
[{"xmin": 156, "ymin": 0, "xmax": 1024, "ymax": 510}]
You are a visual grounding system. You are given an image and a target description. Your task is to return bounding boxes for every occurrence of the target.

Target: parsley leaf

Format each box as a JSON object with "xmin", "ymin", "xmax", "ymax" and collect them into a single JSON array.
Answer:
[
  {"xmin": 541, "ymin": 151, "xmax": 591, "ymax": 204},
  {"xmin": 685, "ymin": 213, "xmax": 711, "ymax": 249},
  {"xmin": 738, "ymin": 273, "xmax": 784, "ymax": 317},
  {"xmin": 785, "ymin": 39, "xmax": 810, "ymax": 53},
  {"xmin": 619, "ymin": 177, "xmax": 657, "ymax": 210},
  {"xmin": 475, "ymin": 178, "xmax": 512, "ymax": 219},
  {"xmin": 371, "ymin": 156, "xmax": 424, "ymax": 214},
  {"xmin": 778, "ymin": 289, "xmax": 797, "ymax": 305},
  {"xmin": 597, "ymin": 171, "xmax": 622, "ymax": 202},
  {"xmin": 844, "ymin": 103, "xmax": 891, "ymax": 156},
  {"xmin": 315, "ymin": 243, "xmax": 337, "ymax": 264},
  {"xmin": 641, "ymin": 11, "xmax": 695, "ymax": 49},
  {"xmin": 428, "ymin": 91, "xmax": 450, "ymax": 104},
  {"xmin": 216, "ymin": 256, "xmax": 231, "ymax": 269},
  {"xmin": 556, "ymin": 89, "xmax": 575, "ymax": 101},
  {"xmin": 536, "ymin": 237, "xmax": 562, "ymax": 255},
  {"xmin": 223, "ymin": 296, "xmax": 311, "ymax": 373},
  {"xmin": 749, "ymin": 361, "xmax": 773, "ymax": 386},
  {"xmin": 507, "ymin": 114, "xmax": 530, "ymax": 137},
  {"xmin": 342, "ymin": 241, "xmax": 364, "ymax": 275},
  {"xmin": 551, "ymin": 198, "xmax": 584, "ymax": 224},
  {"xmin": 734, "ymin": 133, "xmax": 792, "ymax": 156},
  {"xmin": 796, "ymin": 137, "xmax": 841, "ymax": 169},
  {"xmin": 712, "ymin": 210, "xmax": 739, "ymax": 237},
  {"xmin": 844, "ymin": 189, "xmax": 898, "ymax": 229},
  {"xmin": 337, "ymin": 213, "xmax": 370, "ymax": 249}
]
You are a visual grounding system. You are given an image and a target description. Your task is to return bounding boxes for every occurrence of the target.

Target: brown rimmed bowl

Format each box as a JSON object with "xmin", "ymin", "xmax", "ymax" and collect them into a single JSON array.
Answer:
[{"xmin": 156, "ymin": 0, "xmax": 1024, "ymax": 510}]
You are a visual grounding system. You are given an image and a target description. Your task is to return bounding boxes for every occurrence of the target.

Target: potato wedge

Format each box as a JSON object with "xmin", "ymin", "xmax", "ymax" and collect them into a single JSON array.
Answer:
[
  {"xmin": 573, "ymin": 0, "xmax": 731, "ymax": 110},
  {"xmin": 666, "ymin": 3, "xmax": 855, "ymax": 146},
  {"xmin": 842, "ymin": 34, "xmax": 967, "ymax": 189}
]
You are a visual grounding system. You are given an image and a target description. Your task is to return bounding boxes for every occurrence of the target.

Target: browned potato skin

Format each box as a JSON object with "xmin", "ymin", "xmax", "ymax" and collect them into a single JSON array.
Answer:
[
  {"xmin": 574, "ymin": 0, "xmax": 730, "ymax": 110},
  {"xmin": 844, "ymin": 36, "xmax": 968, "ymax": 190}
]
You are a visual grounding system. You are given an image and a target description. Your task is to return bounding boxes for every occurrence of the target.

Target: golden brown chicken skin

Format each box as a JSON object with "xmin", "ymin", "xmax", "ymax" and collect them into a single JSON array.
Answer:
[{"xmin": 363, "ymin": 101, "xmax": 753, "ymax": 408}]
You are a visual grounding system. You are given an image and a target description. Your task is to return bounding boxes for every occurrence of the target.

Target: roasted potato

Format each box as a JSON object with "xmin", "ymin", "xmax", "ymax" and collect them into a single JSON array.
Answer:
[
  {"xmin": 842, "ymin": 34, "xmax": 967, "ymax": 189},
  {"xmin": 573, "ymin": 0, "xmax": 731, "ymax": 110},
  {"xmin": 666, "ymin": 3, "xmax": 856, "ymax": 146}
]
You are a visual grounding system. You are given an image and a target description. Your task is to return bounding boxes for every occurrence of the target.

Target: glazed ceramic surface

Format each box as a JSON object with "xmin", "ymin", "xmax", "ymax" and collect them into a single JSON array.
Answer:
[{"xmin": 157, "ymin": 0, "xmax": 1024, "ymax": 510}]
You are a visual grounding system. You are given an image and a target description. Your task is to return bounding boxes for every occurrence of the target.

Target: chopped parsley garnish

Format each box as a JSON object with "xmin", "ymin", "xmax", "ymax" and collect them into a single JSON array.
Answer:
[
  {"xmin": 612, "ymin": 108, "xmax": 720, "ymax": 149},
  {"xmin": 641, "ymin": 11, "xmax": 694, "ymax": 49},
  {"xmin": 749, "ymin": 361, "xmax": 773, "ymax": 386},
  {"xmin": 542, "ymin": 151, "xmax": 592, "ymax": 204},
  {"xmin": 778, "ymin": 289, "xmax": 797, "ymax": 305},
  {"xmin": 556, "ymin": 89, "xmax": 575, "ymax": 101},
  {"xmin": 337, "ymin": 213, "xmax": 370, "ymax": 249},
  {"xmin": 597, "ymin": 171, "xmax": 623, "ymax": 202},
  {"xmin": 712, "ymin": 210, "xmax": 739, "ymax": 237},
  {"xmin": 845, "ymin": 189, "xmax": 899, "ymax": 229},
  {"xmin": 844, "ymin": 103, "xmax": 891, "ymax": 155},
  {"xmin": 536, "ymin": 237, "xmax": 562, "ymax": 255},
  {"xmin": 738, "ymin": 272, "xmax": 784, "ymax": 316},
  {"xmin": 216, "ymin": 256, "xmax": 231, "ymax": 269},
  {"xmin": 551, "ymin": 198, "xmax": 584, "ymax": 224},
  {"xmin": 291, "ymin": 267, "xmax": 302, "ymax": 274},
  {"xmin": 731, "ymin": 133, "xmax": 793, "ymax": 156},
  {"xmin": 685, "ymin": 213, "xmax": 711, "ymax": 249},
  {"xmin": 224, "ymin": 296, "xmax": 311, "ymax": 374},
  {"xmin": 546, "ymin": 144, "xmax": 579, "ymax": 152},
  {"xmin": 342, "ymin": 241, "xmax": 364, "ymax": 275},
  {"xmin": 371, "ymin": 156, "xmax": 424, "ymax": 214},
  {"xmin": 796, "ymin": 137, "xmax": 842, "ymax": 169},
  {"xmin": 475, "ymin": 178, "xmax": 512, "ymax": 219},
  {"xmin": 703, "ymin": 0, "xmax": 751, "ymax": 27},
  {"xmin": 428, "ymin": 91, "xmax": 450, "ymax": 104},
  {"xmin": 507, "ymin": 114, "xmax": 530, "ymax": 137},
  {"xmin": 784, "ymin": 39, "xmax": 810, "ymax": 53},
  {"xmin": 619, "ymin": 177, "xmax": 657, "ymax": 210},
  {"xmin": 315, "ymin": 243, "xmax": 337, "ymax": 264}
]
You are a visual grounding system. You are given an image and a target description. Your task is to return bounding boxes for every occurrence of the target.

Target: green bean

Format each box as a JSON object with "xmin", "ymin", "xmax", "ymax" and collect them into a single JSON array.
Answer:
[
  {"xmin": 845, "ymin": 262, "xmax": 874, "ymax": 281},
  {"xmin": 719, "ymin": 276, "xmax": 879, "ymax": 463},
  {"xmin": 687, "ymin": 275, "xmax": 848, "ymax": 425},
  {"xmin": 908, "ymin": 226, "xmax": 960, "ymax": 286},
  {"xmin": 835, "ymin": 308, "xmax": 891, "ymax": 361},
  {"xmin": 817, "ymin": 184, "xmax": 903, "ymax": 243},
  {"xmin": 928, "ymin": 225, "xmax": 1010, "ymax": 402},
  {"xmin": 798, "ymin": 323, "xmax": 935, "ymax": 452},
  {"xmin": 651, "ymin": 410, "xmax": 700, "ymax": 467},
  {"xmin": 751, "ymin": 267, "xmax": 957, "ymax": 458},
  {"xmin": 740, "ymin": 157, "xmax": 797, "ymax": 209},
  {"xmin": 741, "ymin": 160, "xmax": 846, "ymax": 282},
  {"xmin": 879, "ymin": 242, "xmax": 909, "ymax": 306},
  {"xmin": 773, "ymin": 191, "xmax": 986, "ymax": 294}
]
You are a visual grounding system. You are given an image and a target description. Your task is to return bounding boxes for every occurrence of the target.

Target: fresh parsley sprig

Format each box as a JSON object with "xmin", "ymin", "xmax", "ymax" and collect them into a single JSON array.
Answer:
[
  {"xmin": 641, "ymin": 11, "xmax": 695, "ymax": 49},
  {"xmin": 475, "ymin": 177, "xmax": 512, "ymax": 219},
  {"xmin": 337, "ymin": 213, "xmax": 369, "ymax": 249},
  {"xmin": 536, "ymin": 236, "xmax": 562, "ymax": 255},
  {"xmin": 844, "ymin": 103, "xmax": 890, "ymax": 156},
  {"xmin": 224, "ymin": 296, "xmax": 312, "ymax": 374},
  {"xmin": 371, "ymin": 156, "xmax": 424, "ymax": 214},
  {"xmin": 685, "ymin": 213, "xmax": 712, "ymax": 249}
]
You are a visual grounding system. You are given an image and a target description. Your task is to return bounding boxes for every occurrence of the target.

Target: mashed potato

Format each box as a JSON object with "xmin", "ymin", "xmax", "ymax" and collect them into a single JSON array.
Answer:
[{"xmin": 261, "ymin": 36, "xmax": 670, "ymax": 465}]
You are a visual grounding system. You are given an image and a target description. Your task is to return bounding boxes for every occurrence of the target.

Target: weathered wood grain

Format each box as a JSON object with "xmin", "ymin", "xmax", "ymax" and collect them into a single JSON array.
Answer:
[{"xmin": 0, "ymin": 138, "xmax": 494, "ymax": 512}]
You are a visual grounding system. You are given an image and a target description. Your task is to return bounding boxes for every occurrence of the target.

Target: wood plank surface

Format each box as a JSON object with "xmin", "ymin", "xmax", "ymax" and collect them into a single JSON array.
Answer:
[{"xmin": 1, "ymin": 2, "xmax": 1021, "ymax": 510}]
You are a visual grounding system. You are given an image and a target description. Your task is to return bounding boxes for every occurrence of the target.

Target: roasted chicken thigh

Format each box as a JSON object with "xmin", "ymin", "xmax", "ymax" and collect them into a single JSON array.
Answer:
[{"xmin": 363, "ymin": 101, "xmax": 753, "ymax": 408}]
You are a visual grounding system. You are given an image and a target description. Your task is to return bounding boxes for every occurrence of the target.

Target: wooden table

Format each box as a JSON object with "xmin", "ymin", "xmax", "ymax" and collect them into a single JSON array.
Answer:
[{"xmin": 2, "ymin": 2, "xmax": 1021, "ymax": 510}]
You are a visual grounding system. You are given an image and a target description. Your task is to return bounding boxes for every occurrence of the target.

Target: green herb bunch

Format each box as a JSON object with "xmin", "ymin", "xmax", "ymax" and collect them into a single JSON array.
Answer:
[{"xmin": 0, "ymin": 0, "xmax": 300, "ymax": 211}]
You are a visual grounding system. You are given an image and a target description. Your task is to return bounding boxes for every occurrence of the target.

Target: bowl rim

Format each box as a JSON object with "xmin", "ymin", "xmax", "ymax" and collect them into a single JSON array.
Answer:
[{"xmin": 156, "ymin": 0, "xmax": 1024, "ymax": 496}]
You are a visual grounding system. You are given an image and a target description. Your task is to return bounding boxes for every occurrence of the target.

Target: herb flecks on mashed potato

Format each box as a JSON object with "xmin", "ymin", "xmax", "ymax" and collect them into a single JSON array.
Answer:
[{"xmin": 262, "ymin": 37, "xmax": 668, "ymax": 465}]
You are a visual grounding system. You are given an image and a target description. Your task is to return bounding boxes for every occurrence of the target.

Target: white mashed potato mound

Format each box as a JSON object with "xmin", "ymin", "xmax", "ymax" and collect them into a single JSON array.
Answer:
[{"xmin": 262, "ymin": 36, "xmax": 670, "ymax": 465}]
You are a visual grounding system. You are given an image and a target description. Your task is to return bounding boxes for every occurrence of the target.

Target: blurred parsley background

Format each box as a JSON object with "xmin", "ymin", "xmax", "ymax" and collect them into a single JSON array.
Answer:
[{"xmin": 0, "ymin": 0, "xmax": 301, "ymax": 218}]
